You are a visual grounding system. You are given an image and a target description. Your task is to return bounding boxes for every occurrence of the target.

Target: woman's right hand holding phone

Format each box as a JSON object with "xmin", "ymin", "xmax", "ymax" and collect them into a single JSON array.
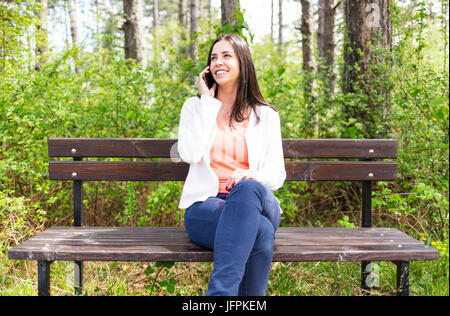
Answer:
[{"xmin": 198, "ymin": 66, "xmax": 217, "ymax": 97}]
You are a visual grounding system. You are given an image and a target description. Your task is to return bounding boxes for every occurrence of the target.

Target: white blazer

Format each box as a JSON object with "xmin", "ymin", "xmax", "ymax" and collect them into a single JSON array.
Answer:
[{"xmin": 177, "ymin": 95, "xmax": 286, "ymax": 211}]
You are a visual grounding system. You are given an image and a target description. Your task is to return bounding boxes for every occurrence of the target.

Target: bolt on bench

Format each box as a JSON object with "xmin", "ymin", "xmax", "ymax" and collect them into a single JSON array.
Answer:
[{"xmin": 8, "ymin": 138, "xmax": 438, "ymax": 296}]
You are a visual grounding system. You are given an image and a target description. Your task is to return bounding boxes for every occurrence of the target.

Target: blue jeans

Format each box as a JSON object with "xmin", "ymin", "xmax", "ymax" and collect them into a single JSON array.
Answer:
[{"xmin": 184, "ymin": 179, "xmax": 281, "ymax": 296}]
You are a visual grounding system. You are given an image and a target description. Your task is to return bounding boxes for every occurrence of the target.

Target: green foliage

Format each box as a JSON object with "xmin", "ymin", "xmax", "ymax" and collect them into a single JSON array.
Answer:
[
  {"xmin": 337, "ymin": 216, "xmax": 356, "ymax": 228},
  {"xmin": 0, "ymin": 0, "xmax": 448, "ymax": 296},
  {"xmin": 215, "ymin": 9, "xmax": 254, "ymax": 45},
  {"xmin": 145, "ymin": 262, "xmax": 177, "ymax": 295}
]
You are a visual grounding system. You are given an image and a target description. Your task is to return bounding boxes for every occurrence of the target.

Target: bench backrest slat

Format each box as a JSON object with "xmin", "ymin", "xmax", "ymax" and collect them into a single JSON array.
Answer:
[
  {"xmin": 49, "ymin": 161, "xmax": 397, "ymax": 181},
  {"xmin": 48, "ymin": 138, "xmax": 397, "ymax": 159}
]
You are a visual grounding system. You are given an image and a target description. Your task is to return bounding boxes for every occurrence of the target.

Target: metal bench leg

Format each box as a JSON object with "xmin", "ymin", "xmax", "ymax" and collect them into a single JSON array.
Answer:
[
  {"xmin": 38, "ymin": 261, "xmax": 52, "ymax": 296},
  {"xmin": 73, "ymin": 174, "xmax": 84, "ymax": 295},
  {"xmin": 75, "ymin": 261, "xmax": 84, "ymax": 295},
  {"xmin": 395, "ymin": 261, "xmax": 409, "ymax": 296},
  {"xmin": 361, "ymin": 181, "xmax": 372, "ymax": 296}
]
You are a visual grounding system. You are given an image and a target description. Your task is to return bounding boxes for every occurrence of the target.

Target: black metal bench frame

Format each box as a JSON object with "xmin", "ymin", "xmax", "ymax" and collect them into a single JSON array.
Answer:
[{"xmin": 8, "ymin": 138, "xmax": 438, "ymax": 296}]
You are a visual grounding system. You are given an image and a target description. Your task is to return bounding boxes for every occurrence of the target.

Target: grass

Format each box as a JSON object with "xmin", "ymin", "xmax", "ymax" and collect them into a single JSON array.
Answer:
[{"xmin": 1, "ymin": 251, "xmax": 448, "ymax": 296}]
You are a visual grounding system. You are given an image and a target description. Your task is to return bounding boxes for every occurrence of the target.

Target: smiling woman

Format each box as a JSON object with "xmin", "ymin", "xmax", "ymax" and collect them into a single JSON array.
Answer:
[{"xmin": 177, "ymin": 33, "xmax": 286, "ymax": 296}]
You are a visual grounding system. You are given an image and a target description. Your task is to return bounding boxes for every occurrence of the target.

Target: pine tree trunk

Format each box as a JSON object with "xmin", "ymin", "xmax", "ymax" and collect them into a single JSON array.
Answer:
[
  {"xmin": 35, "ymin": 0, "xmax": 48, "ymax": 71},
  {"xmin": 153, "ymin": 0, "xmax": 159, "ymax": 62},
  {"xmin": 68, "ymin": 0, "xmax": 81, "ymax": 73},
  {"xmin": 299, "ymin": 0, "xmax": 315, "ymax": 135},
  {"xmin": 189, "ymin": 0, "xmax": 199, "ymax": 63},
  {"xmin": 278, "ymin": 0, "xmax": 283, "ymax": 55},
  {"xmin": 343, "ymin": 0, "xmax": 392, "ymax": 137},
  {"xmin": 221, "ymin": 0, "xmax": 239, "ymax": 26},
  {"xmin": 300, "ymin": 0, "xmax": 313, "ymax": 94},
  {"xmin": 317, "ymin": 0, "xmax": 337, "ymax": 96},
  {"xmin": 123, "ymin": 0, "xmax": 147, "ymax": 68},
  {"xmin": 271, "ymin": 0, "xmax": 274, "ymax": 42}
]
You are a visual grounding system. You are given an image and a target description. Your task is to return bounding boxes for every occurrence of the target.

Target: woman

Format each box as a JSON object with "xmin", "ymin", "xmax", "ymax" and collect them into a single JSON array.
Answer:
[{"xmin": 177, "ymin": 34, "xmax": 286, "ymax": 296}]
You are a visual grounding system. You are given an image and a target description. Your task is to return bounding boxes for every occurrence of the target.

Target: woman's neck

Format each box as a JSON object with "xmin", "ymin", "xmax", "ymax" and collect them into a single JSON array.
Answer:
[{"xmin": 217, "ymin": 85, "xmax": 237, "ymax": 112}]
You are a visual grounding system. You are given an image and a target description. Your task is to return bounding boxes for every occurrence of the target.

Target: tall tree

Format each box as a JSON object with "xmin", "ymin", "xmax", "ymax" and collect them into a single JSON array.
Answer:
[
  {"xmin": 35, "ymin": 0, "xmax": 48, "ymax": 71},
  {"xmin": 67, "ymin": 0, "xmax": 81, "ymax": 73},
  {"xmin": 207, "ymin": 0, "xmax": 213, "ymax": 38},
  {"xmin": 278, "ymin": 0, "xmax": 283, "ymax": 54},
  {"xmin": 123, "ymin": 0, "xmax": 146, "ymax": 68},
  {"xmin": 221, "ymin": 0, "xmax": 239, "ymax": 26},
  {"xmin": 343, "ymin": 0, "xmax": 392, "ymax": 137},
  {"xmin": 153, "ymin": 0, "xmax": 159, "ymax": 61},
  {"xmin": 299, "ymin": 0, "xmax": 313, "ymax": 95},
  {"xmin": 189, "ymin": 0, "xmax": 199, "ymax": 63},
  {"xmin": 299, "ymin": 0, "xmax": 315, "ymax": 135},
  {"xmin": 317, "ymin": 0, "xmax": 338, "ymax": 96},
  {"xmin": 153, "ymin": 0, "xmax": 159, "ymax": 31},
  {"xmin": 271, "ymin": 0, "xmax": 274, "ymax": 42},
  {"xmin": 178, "ymin": 0, "xmax": 185, "ymax": 26}
]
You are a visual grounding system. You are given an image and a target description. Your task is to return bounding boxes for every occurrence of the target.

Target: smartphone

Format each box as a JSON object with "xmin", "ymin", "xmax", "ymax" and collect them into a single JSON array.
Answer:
[{"xmin": 203, "ymin": 71, "xmax": 216, "ymax": 90}]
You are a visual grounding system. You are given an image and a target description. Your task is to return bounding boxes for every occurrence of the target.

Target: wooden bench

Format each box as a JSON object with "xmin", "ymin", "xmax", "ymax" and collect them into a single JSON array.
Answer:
[{"xmin": 8, "ymin": 138, "xmax": 438, "ymax": 296}]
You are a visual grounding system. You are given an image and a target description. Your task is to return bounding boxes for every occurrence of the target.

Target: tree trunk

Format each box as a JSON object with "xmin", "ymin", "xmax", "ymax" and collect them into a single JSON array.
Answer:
[
  {"xmin": 153, "ymin": 0, "xmax": 159, "ymax": 31},
  {"xmin": 343, "ymin": 0, "xmax": 392, "ymax": 137},
  {"xmin": 221, "ymin": 0, "xmax": 239, "ymax": 26},
  {"xmin": 271, "ymin": 0, "xmax": 274, "ymax": 42},
  {"xmin": 278, "ymin": 0, "xmax": 283, "ymax": 55},
  {"xmin": 317, "ymin": 0, "xmax": 337, "ymax": 96},
  {"xmin": 300, "ymin": 0, "xmax": 313, "ymax": 94},
  {"xmin": 299, "ymin": 0, "xmax": 315, "ymax": 135},
  {"xmin": 153, "ymin": 0, "xmax": 159, "ymax": 62},
  {"xmin": 208, "ymin": 0, "xmax": 213, "ymax": 37},
  {"xmin": 189, "ymin": 0, "xmax": 199, "ymax": 63},
  {"xmin": 179, "ymin": 0, "xmax": 185, "ymax": 26},
  {"xmin": 68, "ymin": 0, "xmax": 81, "ymax": 73},
  {"xmin": 343, "ymin": 0, "xmax": 391, "ymax": 92},
  {"xmin": 123, "ymin": 0, "xmax": 146, "ymax": 68},
  {"xmin": 35, "ymin": 0, "xmax": 48, "ymax": 71}
]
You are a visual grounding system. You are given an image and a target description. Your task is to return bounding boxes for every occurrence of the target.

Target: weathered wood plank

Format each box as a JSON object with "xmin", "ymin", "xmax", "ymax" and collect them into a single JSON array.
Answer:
[
  {"xmin": 48, "ymin": 138, "xmax": 398, "ymax": 159},
  {"xmin": 8, "ymin": 227, "xmax": 438, "ymax": 262},
  {"xmin": 49, "ymin": 161, "xmax": 397, "ymax": 181}
]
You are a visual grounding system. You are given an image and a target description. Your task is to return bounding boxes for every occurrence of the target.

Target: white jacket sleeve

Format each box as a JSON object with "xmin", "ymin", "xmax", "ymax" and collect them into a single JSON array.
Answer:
[
  {"xmin": 178, "ymin": 95, "xmax": 222, "ymax": 164},
  {"xmin": 253, "ymin": 110, "xmax": 286, "ymax": 191}
]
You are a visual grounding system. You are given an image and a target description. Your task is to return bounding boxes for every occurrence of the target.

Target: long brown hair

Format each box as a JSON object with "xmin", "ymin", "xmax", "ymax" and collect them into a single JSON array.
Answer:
[{"xmin": 207, "ymin": 34, "xmax": 277, "ymax": 128}]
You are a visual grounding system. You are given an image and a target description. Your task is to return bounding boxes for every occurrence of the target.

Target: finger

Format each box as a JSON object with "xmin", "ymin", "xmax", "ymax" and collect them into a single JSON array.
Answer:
[
  {"xmin": 226, "ymin": 177, "xmax": 233, "ymax": 191},
  {"xmin": 199, "ymin": 67, "xmax": 208, "ymax": 77},
  {"xmin": 226, "ymin": 175, "xmax": 235, "ymax": 191}
]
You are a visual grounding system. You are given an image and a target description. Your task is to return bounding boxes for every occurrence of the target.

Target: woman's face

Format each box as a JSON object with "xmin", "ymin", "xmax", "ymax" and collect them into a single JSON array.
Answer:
[{"xmin": 210, "ymin": 40, "xmax": 240, "ymax": 89}]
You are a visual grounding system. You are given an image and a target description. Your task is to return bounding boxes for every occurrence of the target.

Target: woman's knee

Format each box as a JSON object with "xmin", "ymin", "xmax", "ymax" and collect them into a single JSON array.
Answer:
[{"xmin": 254, "ymin": 216, "xmax": 275, "ymax": 254}]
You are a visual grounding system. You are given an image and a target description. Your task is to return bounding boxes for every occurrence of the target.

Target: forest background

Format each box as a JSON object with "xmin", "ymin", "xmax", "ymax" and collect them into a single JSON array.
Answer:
[{"xmin": 0, "ymin": 0, "xmax": 448, "ymax": 296}]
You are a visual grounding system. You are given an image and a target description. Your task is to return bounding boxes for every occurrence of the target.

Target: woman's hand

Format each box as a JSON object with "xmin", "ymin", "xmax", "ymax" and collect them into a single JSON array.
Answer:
[
  {"xmin": 197, "ymin": 66, "xmax": 217, "ymax": 97},
  {"xmin": 226, "ymin": 168, "xmax": 257, "ymax": 192}
]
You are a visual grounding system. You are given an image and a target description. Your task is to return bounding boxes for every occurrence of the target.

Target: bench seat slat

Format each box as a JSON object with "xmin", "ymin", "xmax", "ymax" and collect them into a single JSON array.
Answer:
[
  {"xmin": 20, "ymin": 238, "xmax": 424, "ymax": 247},
  {"xmin": 8, "ymin": 227, "xmax": 438, "ymax": 263},
  {"xmin": 49, "ymin": 161, "xmax": 397, "ymax": 181}
]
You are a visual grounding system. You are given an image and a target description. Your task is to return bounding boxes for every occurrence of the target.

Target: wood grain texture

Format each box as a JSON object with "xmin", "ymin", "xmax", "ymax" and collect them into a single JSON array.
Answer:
[
  {"xmin": 8, "ymin": 227, "xmax": 438, "ymax": 263},
  {"xmin": 49, "ymin": 161, "xmax": 397, "ymax": 181},
  {"xmin": 48, "ymin": 138, "xmax": 397, "ymax": 159}
]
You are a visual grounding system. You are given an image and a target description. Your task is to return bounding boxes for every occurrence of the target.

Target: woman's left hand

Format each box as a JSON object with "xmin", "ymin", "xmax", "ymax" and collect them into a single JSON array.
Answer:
[{"xmin": 226, "ymin": 169, "xmax": 257, "ymax": 192}]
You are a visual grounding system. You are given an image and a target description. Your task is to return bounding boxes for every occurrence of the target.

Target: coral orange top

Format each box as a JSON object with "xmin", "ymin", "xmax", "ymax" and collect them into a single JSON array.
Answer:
[{"xmin": 210, "ymin": 114, "xmax": 250, "ymax": 193}]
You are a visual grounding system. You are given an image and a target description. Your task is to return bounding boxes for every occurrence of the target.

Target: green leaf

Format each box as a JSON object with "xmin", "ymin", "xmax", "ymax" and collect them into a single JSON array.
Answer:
[{"xmin": 155, "ymin": 261, "xmax": 175, "ymax": 269}]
